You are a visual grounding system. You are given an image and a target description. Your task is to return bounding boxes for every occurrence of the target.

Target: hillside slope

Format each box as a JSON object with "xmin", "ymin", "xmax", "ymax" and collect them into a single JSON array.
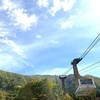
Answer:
[{"xmin": 0, "ymin": 70, "xmax": 100, "ymax": 93}]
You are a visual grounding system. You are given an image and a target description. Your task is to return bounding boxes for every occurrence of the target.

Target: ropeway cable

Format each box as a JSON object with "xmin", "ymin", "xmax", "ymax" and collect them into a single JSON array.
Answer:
[
  {"xmin": 60, "ymin": 34, "xmax": 100, "ymax": 76},
  {"xmin": 78, "ymin": 60, "xmax": 100, "ymax": 74},
  {"xmin": 63, "ymin": 66, "xmax": 73, "ymax": 75},
  {"xmin": 80, "ymin": 64, "xmax": 100, "ymax": 74},
  {"xmin": 61, "ymin": 62, "xmax": 100, "ymax": 76},
  {"xmin": 80, "ymin": 34, "xmax": 100, "ymax": 59},
  {"xmin": 79, "ymin": 60, "xmax": 100, "ymax": 72},
  {"xmin": 63, "ymin": 60, "xmax": 100, "ymax": 75}
]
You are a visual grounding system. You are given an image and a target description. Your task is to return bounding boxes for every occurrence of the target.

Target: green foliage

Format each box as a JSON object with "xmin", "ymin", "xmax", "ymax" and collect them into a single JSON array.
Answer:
[
  {"xmin": 32, "ymin": 98, "xmax": 37, "ymax": 100},
  {"xmin": 96, "ymin": 90, "xmax": 100, "ymax": 97},
  {"xmin": 69, "ymin": 91, "xmax": 96, "ymax": 100},
  {"xmin": 15, "ymin": 78, "xmax": 63, "ymax": 100},
  {"xmin": 15, "ymin": 82, "xmax": 34, "ymax": 100},
  {"xmin": 63, "ymin": 93, "xmax": 73, "ymax": 100},
  {"xmin": 31, "ymin": 78, "xmax": 63, "ymax": 100},
  {"xmin": 0, "ymin": 90, "xmax": 7, "ymax": 99},
  {"xmin": 65, "ymin": 74, "xmax": 76, "ymax": 93}
]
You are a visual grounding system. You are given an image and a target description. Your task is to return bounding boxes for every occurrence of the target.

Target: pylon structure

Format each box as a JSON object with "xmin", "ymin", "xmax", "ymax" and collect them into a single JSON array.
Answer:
[{"xmin": 59, "ymin": 75, "xmax": 67, "ymax": 95}]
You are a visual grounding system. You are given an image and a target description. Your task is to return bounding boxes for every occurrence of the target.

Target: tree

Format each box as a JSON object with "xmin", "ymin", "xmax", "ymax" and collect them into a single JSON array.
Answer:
[
  {"xmin": 69, "ymin": 91, "xmax": 96, "ymax": 100},
  {"xmin": 15, "ymin": 82, "xmax": 34, "ymax": 100},
  {"xmin": 31, "ymin": 78, "xmax": 57, "ymax": 100},
  {"xmin": 16, "ymin": 78, "xmax": 63, "ymax": 100},
  {"xmin": 0, "ymin": 90, "xmax": 7, "ymax": 100},
  {"xmin": 96, "ymin": 90, "xmax": 100, "ymax": 97},
  {"xmin": 69, "ymin": 92, "xmax": 76, "ymax": 99},
  {"xmin": 63, "ymin": 93, "xmax": 73, "ymax": 100}
]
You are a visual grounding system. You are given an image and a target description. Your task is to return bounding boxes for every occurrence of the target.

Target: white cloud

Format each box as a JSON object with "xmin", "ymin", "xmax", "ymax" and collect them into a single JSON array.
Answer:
[
  {"xmin": 0, "ymin": 28, "xmax": 2, "ymax": 31},
  {"xmin": 66, "ymin": 0, "xmax": 100, "ymax": 28},
  {"xmin": 0, "ymin": 22, "xmax": 9, "ymax": 37},
  {"xmin": 41, "ymin": 67, "xmax": 73, "ymax": 75},
  {"xmin": 12, "ymin": 9, "xmax": 38, "ymax": 30},
  {"xmin": 36, "ymin": 35, "xmax": 42, "ymax": 38},
  {"xmin": 61, "ymin": 0, "xmax": 76, "ymax": 12},
  {"xmin": 1, "ymin": 38, "xmax": 25, "ymax": 57},
  {"xmin": 0, "ymin": 49, "xmax": 2, "ymax": 52},
  {"xmin": 32, "ymin": 65, "xmax": 35, "ymax": 68},
  {"xmin": 59, "ymin": 0, "xmax": 100, "ymax": 30},
  {"xmin": 37, "ymin": 0, "xmax": 49, "ymax": 7},
  {"xmin": 0, "ymin": 54, "xmax": 23, "ymax": 72},
  {"xmin": 49, "ymin": 0, "xmax": 61, "ymax": 16},
  {"xmin": 2, "ymin": 0, "xmax": 38, "ymax": 30},
  {"xmin": 49, "ymin": 0, "xmax": 76, "ymax": 16},
  {"xmin": 0, "ymin": 31, "xmax": 9, "ymax": 37},
  {"xmin": 60, "ymin": 15, "xmax": 78, "ymax": 29},
  {"xmin": 1, "ymin": 0, "xmax": 17, "ymax": 10},
  {"xmin": 61, "ymin": 20, "xmax": 73, "ymax": 29},
  {"xmin": 25, "ymin": 33, "xmax": 63, "ymax": 54},
  {"xmin": 50, "ymin": 40, "xmax": 59, "ymax": 44},
  {"xmin": 39, "ymin": 63, "xmax": 99, "ymax": 77},
  {"xmin": 69, "ymin": 15, "xmax": 77, "ymax": 20}
]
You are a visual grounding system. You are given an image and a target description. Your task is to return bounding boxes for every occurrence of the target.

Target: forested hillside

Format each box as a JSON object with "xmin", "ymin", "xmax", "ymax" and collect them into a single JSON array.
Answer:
[
  {"xmin": 0, "ymin": 70, "xmax": 59, "ymax": 92},
  {"xmin": 0, "ymin": 70, "xmax": 100, "ymax": 93},
  {"xmin": 0, "ymin": 70, "xmax": 100, "ymax": 99}
]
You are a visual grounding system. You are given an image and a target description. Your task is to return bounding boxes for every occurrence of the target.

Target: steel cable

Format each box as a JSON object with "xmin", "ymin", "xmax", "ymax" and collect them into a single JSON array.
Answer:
[
  {"xmin": 63, "ymin": 66, "xmax": 73, "ymax": 75},
  {"xmin": 60, "ymin": 34, "xmax": 100, "ymax": 76},
  {"xmin": 80, "ymin": 64, "xmax": 100, "ymax": 74},
  {"xmin": 79, "ymin": 60, "xmax": 100, "ymax": 72},
  {"xmin": 80, "ymin": 34, "xmax": 100, "ymax": 59}
]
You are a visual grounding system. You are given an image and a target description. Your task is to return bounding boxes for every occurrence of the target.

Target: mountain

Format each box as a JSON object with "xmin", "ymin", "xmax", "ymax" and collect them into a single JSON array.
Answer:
[{"xmin": 0, "ymin": 70, "xmax": 100, "ymax": 93}]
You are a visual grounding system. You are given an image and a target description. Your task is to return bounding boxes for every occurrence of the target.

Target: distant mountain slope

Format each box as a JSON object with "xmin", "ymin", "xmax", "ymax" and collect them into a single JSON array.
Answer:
[{"xmin": 0, "ymin": 70, "xmax": 100, "ymax": 93}]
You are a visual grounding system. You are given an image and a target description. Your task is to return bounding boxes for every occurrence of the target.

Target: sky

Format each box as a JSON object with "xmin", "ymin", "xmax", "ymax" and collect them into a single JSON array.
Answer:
[{"xmin": 0, "ymin": 0, "xmax": 100, "ymax": 77}]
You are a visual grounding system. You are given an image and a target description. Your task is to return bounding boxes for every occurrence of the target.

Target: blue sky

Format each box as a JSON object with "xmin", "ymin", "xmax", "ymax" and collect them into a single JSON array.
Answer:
[{"xmin": 0, "ymin": 0, "xmax": 100, "ymax": 77}]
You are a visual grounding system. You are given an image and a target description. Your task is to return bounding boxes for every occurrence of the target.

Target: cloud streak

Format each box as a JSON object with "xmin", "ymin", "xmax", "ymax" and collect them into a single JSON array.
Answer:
[
  {"xmin": 0, "ymin": 38, "xmax": 25, "ymax": 57},
  {"xmin": 41, "ymin": 67, "xmax": 73, "ymax": 75},
  {"xmin": 60, "ymin": 0, "xmax": 100, "ymax": 29}
]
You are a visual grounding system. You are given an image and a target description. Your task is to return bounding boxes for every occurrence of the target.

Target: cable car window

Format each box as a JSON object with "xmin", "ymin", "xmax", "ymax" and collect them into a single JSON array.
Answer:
[
  {"xmin": 87, "ymin": 79, "xmax": 93, "ymax": 84},
  {"xmin": 80, "ymin": 79, "xmax": 87, "ymax": 84},
  {"xmin": 80, "ymin": 79, "xmax": 93, "ymax": 84}
]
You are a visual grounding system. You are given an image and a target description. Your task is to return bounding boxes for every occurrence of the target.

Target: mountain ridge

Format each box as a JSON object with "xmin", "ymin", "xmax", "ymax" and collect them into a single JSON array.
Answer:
[{"xmin": 0, "ymin": 70, "xmax": 100, "ymax": 93}]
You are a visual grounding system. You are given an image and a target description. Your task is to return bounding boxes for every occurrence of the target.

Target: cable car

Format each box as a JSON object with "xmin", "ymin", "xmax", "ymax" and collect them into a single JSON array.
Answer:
[
  {"xmin": 71, "ymin": 58, "xmax": 96, "ymax": 96},
  {"xmin": 70, "ymin": 34, "xmax": 100, "ymax": 96},
  {"xmin": 76, "ymin": 78, "xmax": 96, "ymax": 96}
]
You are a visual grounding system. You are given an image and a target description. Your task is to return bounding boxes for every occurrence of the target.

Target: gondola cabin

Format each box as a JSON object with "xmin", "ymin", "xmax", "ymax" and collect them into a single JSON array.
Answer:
[{"xmin": 76, "ymin": 78, "xmax": 96, "ymax": 96}]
